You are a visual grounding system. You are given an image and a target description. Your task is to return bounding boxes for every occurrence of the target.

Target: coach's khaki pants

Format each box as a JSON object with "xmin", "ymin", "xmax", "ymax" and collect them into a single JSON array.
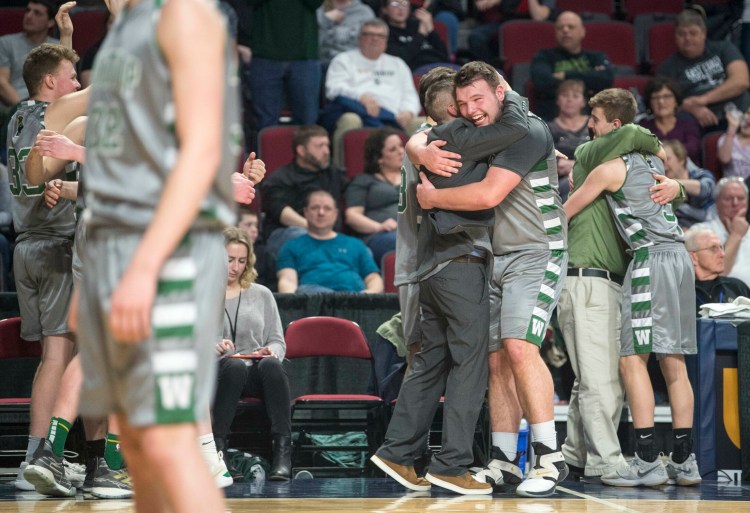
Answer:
[{"xmin": 557, "ymin": 275, "xmax": 627, "ymax": 476}]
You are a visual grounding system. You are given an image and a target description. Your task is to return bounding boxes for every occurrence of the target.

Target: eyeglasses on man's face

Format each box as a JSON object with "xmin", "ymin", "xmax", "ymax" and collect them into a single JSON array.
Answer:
[{"xmin": 692, "ymin": 244, "xmax": 724, "ymax": 254}]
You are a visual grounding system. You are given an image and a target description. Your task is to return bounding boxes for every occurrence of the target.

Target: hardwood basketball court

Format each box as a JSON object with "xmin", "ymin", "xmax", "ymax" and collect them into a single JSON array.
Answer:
[{"xmin": 1, "ymin": 477, "xmax": 748, "ymax": 512}]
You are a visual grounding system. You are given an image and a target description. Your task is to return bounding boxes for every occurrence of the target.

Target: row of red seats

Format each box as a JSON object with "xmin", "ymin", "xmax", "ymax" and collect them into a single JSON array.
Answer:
[
  {"xmin": 0, "ymin": 7, "xmax": 108, "ymax": 62},
  {"xmin": 257, "ymin": 123, "xmax": 724, "ymax": 180},
  {"xmin": 0, "ymin": 315, "xmax": 387, "ymax": 477}
]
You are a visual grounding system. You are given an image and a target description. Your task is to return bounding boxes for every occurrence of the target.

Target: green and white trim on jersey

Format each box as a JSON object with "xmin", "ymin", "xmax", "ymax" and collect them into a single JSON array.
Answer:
[
  {"xmin": 629, "ymin": 247, "xmax": 653, "ymax": 354},
  {"xmin": 523, "ymin": 158, "xmax": 566, "ymax": 344},
  {"xmin": 525, "ymin": 249, "xmax": 565, "ymax": 345},
  {"xmin": 152, "ymin": 252, "xmax": 199, "ymax": 423},
  {"xmin": 529, "ymin": 160, "xmax": 565, "ymax": 252}
]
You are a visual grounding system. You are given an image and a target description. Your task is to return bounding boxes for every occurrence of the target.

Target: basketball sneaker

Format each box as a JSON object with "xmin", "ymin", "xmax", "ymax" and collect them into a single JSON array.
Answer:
[
  {"xmin": 516, "ymin": 442, "xmax": 568, "ymax": 498},
  {"xmin": 23, "ymin": 440, "xmax": 76, "ymax": 497},
  {"xmin": 87, "ymin": 457, "xmax": 133, "ymax": 499},
  {"xmin": 472, "ymin": 446, "xmax": 524, "ymax": 492},
  {"xmin": 212, "ymin": 451, "xmax": 233, "ymax": 489},
  {"xmin": 13, "ymin": 462, "xmax": 35, "ymax": 491},
  {"xmin": 665, "ymin": 453, "xmax": 701, "ymax": 486},
  {"xmin": 601, "ymin": 453, "xmax": 668, "ymax": 487},
  {"xmin": 64, "ymin": 459, "xmax": 86, "ymax": 489}
]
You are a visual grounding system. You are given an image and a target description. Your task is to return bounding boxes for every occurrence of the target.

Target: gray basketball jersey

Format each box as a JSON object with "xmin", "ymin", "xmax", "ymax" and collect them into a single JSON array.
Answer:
[
  {"xmin": 84, "ymin": 0, "xmax": 242, "ymax": 231},
  {"xmin": 489, "ymin": 116, "xmax": 567, "ymax": 255},
  {"xmin": 6, "ymin": 101, "xmax": 76, "ymax": 242},
  {"xmin": 605, "ymin": 152, "xmax": 684, "ymax": 251}
]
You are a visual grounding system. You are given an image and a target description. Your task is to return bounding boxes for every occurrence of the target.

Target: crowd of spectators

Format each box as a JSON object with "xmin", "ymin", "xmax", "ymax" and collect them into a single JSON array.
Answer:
[{"xmin": 2, "ymin": 1, "xmax": 750, "ymax": 296}]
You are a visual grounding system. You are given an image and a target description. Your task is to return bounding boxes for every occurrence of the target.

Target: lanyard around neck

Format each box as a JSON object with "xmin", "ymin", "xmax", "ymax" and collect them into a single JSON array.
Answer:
[{"xmin": 224, "ymin": 290, "xmax": 242, "ymax": 343}]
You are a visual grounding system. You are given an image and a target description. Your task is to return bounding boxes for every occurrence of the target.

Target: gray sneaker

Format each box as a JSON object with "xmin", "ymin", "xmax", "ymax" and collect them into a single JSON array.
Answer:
[
  {"xmin": 665, "ymin": 453, "xmax": 701, "ymax": 486},
  {"xmin": 601, "ymin": 454, "xmax": 668, "ymax": 487},
  {"xmin": 88, "ymin": 457, "xmax": 133, "ymax": 499},
  {"xmin": 23, "ymin": 440, "xmax": 76, "ymax": 497},
  {"xmin": 64, "ymin": 459, "xmax": 86, "ymax": 488},
  {"xmin": 13, "ymin": 462, "xmax": 36, "ymax": 491}
]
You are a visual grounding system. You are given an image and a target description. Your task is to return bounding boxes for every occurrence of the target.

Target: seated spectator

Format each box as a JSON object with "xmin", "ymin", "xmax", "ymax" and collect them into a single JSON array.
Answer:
[
  {"xmin": 237, "ymin": 207, "xmax": 277, "ymax": 290},
  {"xmin": 657, "ymin": 8, "xmax": 750, "ymax": 130},
  {"xmin": 260, "ymin": 125, "xmax": 348, "ymax": 256},
  {"xmin": 320, "ymin": 18, "xmax": 422, "ymax": 168},
  {"xmin": 277, "ymin": 190, "xmax": 384, "ymax": 293},
  {"xmin": 662, "ymin": 139, "xmax": 716, "ymax": 228},
  {"xmin": 639, "ymin": 77, "xmax": 702, "ymax": 164},
  {"xmin": 718, "ymin": 104, "xmax": 750, "ymax": 180},
  {"xmin": 381, "ymin": 0, "xmax": 450, "ymax": 72},
  {"xmin": 0, "ymin": 0, "xmax": 61, "ymax": 108},
  {"xmin": 530, "ymin": 11, "xmax": 613, "ymax": 121},
  {"xmin": 0, "ymin": 0, "xmax": 65, "ymax": 161},
  {"xmin": 686, "ymin": 227, "xmax": 750, "ymax": 314},
  {"xmin": 317, "ymin": 0, "xmax": 375, "ymax": 64},
  {"xmin": 344, "ymin": 127, "xmax": 402, "ymax": 265},
  {"xmin": 468, "ymin": 0, "xmax": 556, "ymax": 67},
  {"xmin": 692, "ymin": 177, "xmax": 750, "ymax": 286},
  {"xmin": 213, "ymin": 227, "xmax": 292, "ymax": 481},
  {"xmin": 546, "ymin": 79, "xmax": 589, "ymax": 201}
]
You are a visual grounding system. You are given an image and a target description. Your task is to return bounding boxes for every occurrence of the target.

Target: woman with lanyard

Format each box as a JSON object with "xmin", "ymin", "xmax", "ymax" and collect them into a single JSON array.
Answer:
[{"xmin": 213, "ymin": 227, "xmax": 292, "ymax": 480}]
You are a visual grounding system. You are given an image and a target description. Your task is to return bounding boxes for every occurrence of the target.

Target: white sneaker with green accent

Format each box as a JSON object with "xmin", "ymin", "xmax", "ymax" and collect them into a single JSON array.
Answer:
[{"xmin": 212, "ymin": 451, "xmax": 233, "ymax": 489}]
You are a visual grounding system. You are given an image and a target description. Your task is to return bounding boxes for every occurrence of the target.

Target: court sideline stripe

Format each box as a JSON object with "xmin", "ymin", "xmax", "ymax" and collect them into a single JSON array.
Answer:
[{"xmin": 557, "ymin": 485, "xmax": 645, "ymax": 513}]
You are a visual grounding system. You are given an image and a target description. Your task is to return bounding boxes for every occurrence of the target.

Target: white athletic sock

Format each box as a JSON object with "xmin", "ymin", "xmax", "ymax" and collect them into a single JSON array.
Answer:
[
  {"xmin": 199, "ymin": 433, "xmax": 218, "ymax": 463},
  {"xmin": 24, "ymin": 436, "xmax": 42, "ymax": 462},
  {"xmin": 491, "ymin": 432, "xmax": 518, "ymax": 461},
  {"xmin": 530, "ymin": 420, "xmax": 557, "ymax": 451}
]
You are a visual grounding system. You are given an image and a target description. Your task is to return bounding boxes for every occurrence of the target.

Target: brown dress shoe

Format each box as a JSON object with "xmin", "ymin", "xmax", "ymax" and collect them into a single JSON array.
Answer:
[
  {"xmin": 371, "ymin": 454, "xmax": 431, "ymax": 491},
  {"xmin": 425, "ymin": 471, "xmax": 493, "ymax": 495}
]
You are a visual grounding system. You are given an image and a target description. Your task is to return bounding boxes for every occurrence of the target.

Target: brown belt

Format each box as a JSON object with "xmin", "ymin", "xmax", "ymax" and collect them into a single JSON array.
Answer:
[{"xmin": 451, "ymin": 254, "xmax": 486, "ymax": 264}]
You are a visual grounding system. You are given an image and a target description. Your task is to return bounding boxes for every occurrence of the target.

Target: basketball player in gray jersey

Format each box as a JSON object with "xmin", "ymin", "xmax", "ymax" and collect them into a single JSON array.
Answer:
[
  {"xmin": 73, "ymin": 0, "xmax": 242, "ymax": 511},
  {"xmin": 564, "ymin": 149, "xmax": 700, "ymax": 487},
  {"xmin": 415, "ymin": 62, "xmax": 568, "ymax": 498},
  {"xmin": 6, "ymin": 42, "xmax": 80, "ymax": 490}
]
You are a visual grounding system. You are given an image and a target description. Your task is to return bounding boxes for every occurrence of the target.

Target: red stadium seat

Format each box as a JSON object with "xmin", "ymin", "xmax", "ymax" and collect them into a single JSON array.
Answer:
[
  {"xmin": 622, "ymin": 0, "xmax": 683, "ymax": 21},
  {"xmin": 381, "ymin": 251, "xmax": 396, "ymax": 293},
  {"xmin": 285, "ymin": 317, "xmax": 386, "ymax": 476},
  {"xmin": 556, "ymin": 0, "xmax": 614, "ymax": 17},
  {"xmin": 632, "ymin": 13, "xmax": 677, "ymax": 71},
  {"xmin": 433, "ymin": 20, "xmax": 449, "ymax": 51},
  {"xmin": 0, "ymin": 8, "xmax": 24, "ymax": 37},
  {"xmin": 0, "ymin": 317, "xmax": 41, "ymax": 459},
  {"xmin": 648, "ymin": 22, "xmax": 678, "ymax": 74},
  {"xmin": 702, "ymin": 131, "xmax": 723, "ymax": 180},
  {"xmin": 583, "ymin": 21, "xmax": 637, "ymax": 74},
  {"xmin": 257, "ymin": 125, "xmax": 299, "ymax": 176},
  {"xmin": 499, "ymin": 20, "xmax": 556, "ymax": 77},
  {"xmin": 70, "ymin": 8, "xmax": 108, "ymax": 59}
]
